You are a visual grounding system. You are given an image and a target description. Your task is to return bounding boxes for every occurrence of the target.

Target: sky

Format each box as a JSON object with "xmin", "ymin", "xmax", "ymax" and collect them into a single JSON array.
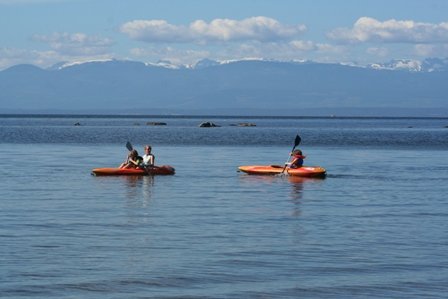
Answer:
[{"xmin": 1, "ymin": 0, "xmax": 448, "ymax": 70}]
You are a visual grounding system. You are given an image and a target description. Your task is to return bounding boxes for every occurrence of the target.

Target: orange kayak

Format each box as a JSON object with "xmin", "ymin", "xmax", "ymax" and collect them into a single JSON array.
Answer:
[
  {"xmin": 92, "ymin": 165, "xmax": 175, "ymax": 176},
  {"xmin": 238, "ymin": 165, "xmax": 326, "ymax": 177}
]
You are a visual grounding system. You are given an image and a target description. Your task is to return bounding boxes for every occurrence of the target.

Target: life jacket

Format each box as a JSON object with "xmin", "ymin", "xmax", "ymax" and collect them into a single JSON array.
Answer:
[{"xmin": 291, "ymin": 154, "xmax": 305, "ymax": 167}]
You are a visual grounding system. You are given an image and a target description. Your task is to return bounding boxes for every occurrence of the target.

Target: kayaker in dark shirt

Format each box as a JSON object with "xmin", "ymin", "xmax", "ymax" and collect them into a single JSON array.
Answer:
[{"xmin": 119, "ymin": 149, "xmax": 143, "ymax": 169}]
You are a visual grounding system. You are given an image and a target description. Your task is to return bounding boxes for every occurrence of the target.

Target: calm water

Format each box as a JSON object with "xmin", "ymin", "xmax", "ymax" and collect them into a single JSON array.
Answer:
[{"xmin": 1, "ymin": 116, "xmax": 448, "ymax": 298}]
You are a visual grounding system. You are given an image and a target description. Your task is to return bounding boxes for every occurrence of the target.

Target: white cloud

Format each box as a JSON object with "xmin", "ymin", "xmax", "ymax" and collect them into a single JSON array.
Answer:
[
  {"xmin": 289, "ymin": 40, "xmax": 316, "ymax": 51},
  {"xmin": 120, "ymin": 17, "xmax": 306, "ymax": 43},
  {"xmin": 32, "ymin": 32, "xmax": 114, "ymax": 56},
  {"xmin": 0, "ymin": 48, "xmax": 29, "ymax": 69},
  {"xmin": 366, "ymin": 47, "xmax": 389, "ymax": 57},
  {"xmin": 288, "ymin": 41, "xmax": 344, "ymax": 53},
  {"xmin": 414, "ymin": 44, "xmax": 436, "ymax": 56},
  {"xmin": 0, "ymin": 47, "xmax": 58, "ymax": 69},
  {"xmin": 414, "ymin": 43, "xmax": 448, "ymax": 57},
  {"xmin": 328, "ymin": 17, "xmax": 448, "ymax": 44},
  {"xmin": 0, "ymin": 46, "xmax": 113, "ymax": 70}
]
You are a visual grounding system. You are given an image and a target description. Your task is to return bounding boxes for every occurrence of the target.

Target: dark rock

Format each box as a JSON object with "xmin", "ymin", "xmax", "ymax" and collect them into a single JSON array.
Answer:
[
  {"xmin": 238, "ymin": 122, "xmax": 256, "ymax": 127},
  {"xmin": 199, "ymin": 121, "xmax": 220, "ymax": 127},
  {"xmin": 147, "ymin": 122, "xmax": 167, "ymax": 126}
]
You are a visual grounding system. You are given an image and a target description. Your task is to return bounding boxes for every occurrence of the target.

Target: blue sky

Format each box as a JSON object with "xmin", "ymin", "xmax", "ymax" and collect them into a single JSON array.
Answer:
[{"xmin": 1, "ymin": 0, "xmax": 448, "ymax": 69}]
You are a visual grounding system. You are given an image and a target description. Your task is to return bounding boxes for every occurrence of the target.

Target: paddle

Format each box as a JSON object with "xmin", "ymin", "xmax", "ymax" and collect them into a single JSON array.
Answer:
[
  {"xmin": 280, "ymin": 134, "xmax": 302, "ymax": 174},
  {"xmin": 126, "ymin": 141, "xmax": 133, "ymax": 151},
  {"xmin": 120, "ymin": 141, "xmax": 134, "ymax": 167}
]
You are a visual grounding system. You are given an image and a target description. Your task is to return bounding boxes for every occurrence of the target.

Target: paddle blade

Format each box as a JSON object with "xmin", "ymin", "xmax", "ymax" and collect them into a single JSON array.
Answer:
[
  {"xmin": 126, "ymin": 141, "xmax": 133, "ymax": 151},
  {"xmin": 294, "ymin": 134, "xmax": 301, "ymax": 148}
]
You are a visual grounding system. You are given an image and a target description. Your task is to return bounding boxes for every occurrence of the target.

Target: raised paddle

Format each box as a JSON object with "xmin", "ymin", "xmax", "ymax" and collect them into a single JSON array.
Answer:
[
  {"xmin": 281, "ymin": 134, "xmax": 301, "ymax": 174},
  {"xmin": 126, "ymin": 141, "xmax": 133, "ymax": 151},
  {"xmin": 120, "ymin": 141, "xmax": 134, "ymax": 166}
]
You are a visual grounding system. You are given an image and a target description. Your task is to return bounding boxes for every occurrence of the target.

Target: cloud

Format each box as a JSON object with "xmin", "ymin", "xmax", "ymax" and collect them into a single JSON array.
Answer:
[
  {"xmin": 289, "ymin": 40, "xmax": 316, "ymax": 51},
  {"xmin": 120, "ymin": 17, "xmax": 306, "ymax": 43},
  {"xmin": 0, "ymin": 45, "xmax": 114, "ymax": 70},
  {"xmin": 414, "ymin": 43, "xmax": 448, "ymax": 57},
  {"xmin": 328, "ymin": 17, "xmax": 448, "ymax": 44},
  {"xmin": 0, "ymin": 48, "xmax": 30, "ymax": 69},
  {"xmin": 366, "ymin": 47, "xmax": 389, "ymax": 57},
  {"xmin": 0, "ymin": 47, "xmax": 58, "ymax": 69},
  {"xmin": 32, "ymin": 32, "xmax": 114, "ymax": 56}
]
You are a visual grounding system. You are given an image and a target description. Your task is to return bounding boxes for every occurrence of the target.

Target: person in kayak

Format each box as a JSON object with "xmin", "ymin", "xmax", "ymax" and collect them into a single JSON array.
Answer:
[
  {"xmin": 142, "ymin": 145, "xmax": 155, "ymax": 167},
  {"xmin": 288, "ymin": 149, "xmax": 306, "ymax": 168},
  {"xmin": 119, "ymin": 149, "xmax": 143, "ymax": 169},
  {"xmin": 142, "ymin": 144, "xmax": 162, "ymax": 173}
]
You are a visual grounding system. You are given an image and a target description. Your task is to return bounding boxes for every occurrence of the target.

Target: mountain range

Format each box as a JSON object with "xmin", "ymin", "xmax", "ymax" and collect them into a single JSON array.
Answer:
[{"xmin": 1, "ymin": 58, "xmax": 447, "ymax": 116}]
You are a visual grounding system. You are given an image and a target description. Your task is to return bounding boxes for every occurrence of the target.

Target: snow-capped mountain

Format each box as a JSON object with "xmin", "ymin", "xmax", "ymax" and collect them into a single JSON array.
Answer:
[
  {"xmin": 45, "ymin": 57, "xmax": 448, "ymax": 73},
  {"xmin": 1, "ymin": 58, "xmax": 447, "ymax": 116},
  {"xmin": 193, "ymin": 58, "xmax": 221, "ymax": 69},
  {"xmin": 368, "ymin": 58, "xmax": 448, "ymax": 72}
]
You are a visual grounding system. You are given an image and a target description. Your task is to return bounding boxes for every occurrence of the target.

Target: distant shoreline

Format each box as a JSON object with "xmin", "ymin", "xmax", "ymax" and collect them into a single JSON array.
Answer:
[
  {"xmin": 0, "ymin": 113, "xmax": 447, "ymax": 120},
  {"xmin": 2, "ymin": 106, "xmax": 447, "ymax": 118}
]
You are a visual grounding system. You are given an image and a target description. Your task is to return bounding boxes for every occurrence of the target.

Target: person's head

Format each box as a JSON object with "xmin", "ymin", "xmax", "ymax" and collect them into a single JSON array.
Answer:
[
  {"xmin": 293, "ymin": 149, "xmax": 303, "ymax": 156},
  {"xmin": 144, "ymin": 145, "xmax": 152, "ymax": 153},
  {"xmin": 129, "ymin": 149, "xmax": 138, "ymax": 158}
]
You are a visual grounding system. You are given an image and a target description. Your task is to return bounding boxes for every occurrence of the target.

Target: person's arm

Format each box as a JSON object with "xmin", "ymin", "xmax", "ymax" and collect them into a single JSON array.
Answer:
[
  {"xmin": 128, "ymin": 158, "xmax": 139, "ymax": 166},
  {"xmin": 290, "ymin": 157, "xmax": 298, "ymax": 165}
]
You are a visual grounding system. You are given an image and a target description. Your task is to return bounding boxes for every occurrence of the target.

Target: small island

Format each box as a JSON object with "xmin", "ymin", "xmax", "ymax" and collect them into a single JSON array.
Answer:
[
  {"xmin": 147, "ymin": 122, "xmax": 167, "ymax": 126},
  {"xmin": 199, "ymin": 121, "xmax": 220, "ymax": 127}
]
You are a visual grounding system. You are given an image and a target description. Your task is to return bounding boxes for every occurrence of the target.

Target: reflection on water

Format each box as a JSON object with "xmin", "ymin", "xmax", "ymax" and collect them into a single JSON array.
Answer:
[
  {"xmin": 288, "ymin": 176, "xmax": 326, "ymax": 217},
  {"xmin": 124, "ymin": 175, "xmax": 142, "ymax": 200},
  {"xmin": 122, "ymin": 176, "xmax": 155, "ymax": 227},
  {"xmin": 124, "ymin": 175, "xmax": 154, "ymax": 205},
  {"xmin": 124, "ymin": 175, "xmax": 142, "ymax": 187},
  {"xmin": 238, "ymin": 173, "xmax": 327, "ymax": 217},
  {"xmin": 288, "ymin": 176, "xmax": 325, "ymax": 198},
  {"xmin": 141, "ymin": 176, "xmax": 154, "ymax": 203},
  {"xmin": 238, "ymin": 173, "xmax": 279, "ymax": 184},
  {"xmin": 288, "ymin": 177, "xmax": 304, "ymax": 217},
  {"xmin": 288, "ymin": 176, "xmax": 305, "ymax": 198}
]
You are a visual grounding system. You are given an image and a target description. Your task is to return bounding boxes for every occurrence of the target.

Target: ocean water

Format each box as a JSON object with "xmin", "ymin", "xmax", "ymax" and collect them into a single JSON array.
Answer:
[{"xmin": 1, "ymin": 115, "xmax": 448, "ymax": 298}]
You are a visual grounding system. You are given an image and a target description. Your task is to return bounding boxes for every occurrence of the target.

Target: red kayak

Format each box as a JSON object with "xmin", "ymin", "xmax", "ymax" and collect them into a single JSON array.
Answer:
[
  {"xmin": 92, "ymin": 165, "xmax": 175, "ymax": 176},
  {"xmin": 238, "ymin": 165, "xmax": 326, "ymax": 178}
]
